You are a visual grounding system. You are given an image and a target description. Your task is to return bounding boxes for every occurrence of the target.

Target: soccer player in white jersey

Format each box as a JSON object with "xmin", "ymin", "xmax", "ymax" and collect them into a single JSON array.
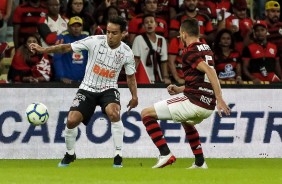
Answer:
[{"xmin": 30, "ymin": 16, "xmax": 138, "ymax": 168}]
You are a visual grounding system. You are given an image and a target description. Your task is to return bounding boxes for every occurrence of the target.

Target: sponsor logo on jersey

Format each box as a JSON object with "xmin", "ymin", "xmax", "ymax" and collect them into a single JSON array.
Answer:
[{"xmin": 92, "ymin": 64, "xmax": 116, "ymax": 78}]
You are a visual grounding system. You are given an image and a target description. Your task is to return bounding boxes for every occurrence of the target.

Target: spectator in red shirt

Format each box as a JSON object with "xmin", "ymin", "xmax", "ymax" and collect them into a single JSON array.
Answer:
[
  {"xmin": 242, "ymin": 20, "xmax": 282, "ymax": 84},
  {"xmin": 213, "ymin": 28, "xmax": 243, "ymax": 84},
  {"xmin": 0, "ymin": 0, "xmax": 13, "ymax": 42},
  {"xmin": 224, "ymin": 0, "xmax": 253, "ymax": 54},
  {"xmin": 167, "ymin": 37, "xmax": 185, "ymax": 84},
  {"xmin": 13, "ymin": 0, "xmax": 48, "ymax": 49},
  {"xmin": 264, "ymin": 1, "xmax": 282, "ymax": 71},
  {"xmin": 169, "ymin": 0, "xmax": 214, "ymax": 44},
  {"xmin": 8, "ymin": 33, "xmax": 52, "ymax": 83},
  {"xmin": 128, "ymin": 0, "xmax": 168, "ymax": 46}
]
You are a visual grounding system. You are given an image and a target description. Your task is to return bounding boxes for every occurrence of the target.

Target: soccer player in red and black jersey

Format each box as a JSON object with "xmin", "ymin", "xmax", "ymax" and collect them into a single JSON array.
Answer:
[{"xmin": 141, "ymin": 18, "xmax": 230, "ymax": 169}]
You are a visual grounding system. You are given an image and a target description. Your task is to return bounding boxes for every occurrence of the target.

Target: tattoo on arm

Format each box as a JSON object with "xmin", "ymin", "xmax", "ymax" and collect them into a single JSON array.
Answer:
[{"xmin": 46, "ymin": 44, "xmax": 72, "ymax": 54}]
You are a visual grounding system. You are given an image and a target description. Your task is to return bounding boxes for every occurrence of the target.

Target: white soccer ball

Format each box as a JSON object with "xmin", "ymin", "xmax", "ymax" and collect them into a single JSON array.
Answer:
[{"xmin": 25, "ymin": 103, "xmax": 49, "ymax": 126}]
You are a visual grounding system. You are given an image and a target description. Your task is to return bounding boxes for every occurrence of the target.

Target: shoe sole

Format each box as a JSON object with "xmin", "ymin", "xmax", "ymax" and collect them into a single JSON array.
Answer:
[
  {"xmin": 158, "ymin": 155, "xmax": 176, "ymax": 168},
  {"xmin": 113, "ymin": 164, "xmax": 123, "ymax": 168},
  {"xmin": 58, "ymin": 162, "xmax": 69, "ymax": 167}
]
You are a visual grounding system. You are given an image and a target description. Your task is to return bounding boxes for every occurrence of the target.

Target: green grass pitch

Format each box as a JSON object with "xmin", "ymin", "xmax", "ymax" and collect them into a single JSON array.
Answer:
[{"xmin": 0, "ymin": 158, "xmax": 281, "ymax": 184}]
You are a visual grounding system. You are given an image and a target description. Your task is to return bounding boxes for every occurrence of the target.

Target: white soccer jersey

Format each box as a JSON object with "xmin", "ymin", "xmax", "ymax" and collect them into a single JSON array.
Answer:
[
  {"xmin": 71, "ymin": 35, "xmax": 136, "ymax": 92},
  {"xmin": 41, "ymin": 15, "xmax": 68, "ymax": 48},
  {"xmin": 132, "ymin": 34, "xmax": 167, "ymax": 83}
]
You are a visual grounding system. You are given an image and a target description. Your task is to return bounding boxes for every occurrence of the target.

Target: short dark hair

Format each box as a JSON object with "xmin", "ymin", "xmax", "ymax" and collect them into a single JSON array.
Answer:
[
  {"xmin": 108, "ymin": 16, "xmax": 127, "ymax": 32},
  {"xmin": 142, "ymin": 13, "xmax": 155, "ymax": 24},
  {"xmin": 180, "ymin": 18, "xmax": 199, "ymax": 37}
]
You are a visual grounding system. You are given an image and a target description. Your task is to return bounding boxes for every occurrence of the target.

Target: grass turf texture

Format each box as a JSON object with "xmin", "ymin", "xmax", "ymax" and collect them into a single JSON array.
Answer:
[{"xmin": 0, "ymin": 158, "xmax": 281, "ymax": 184}]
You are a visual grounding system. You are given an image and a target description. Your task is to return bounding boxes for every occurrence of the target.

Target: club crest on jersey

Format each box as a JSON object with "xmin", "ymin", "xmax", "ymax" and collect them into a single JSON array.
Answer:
[{"xmin": 115, "ymin": 52, "xmax": 124, "ymax": 63}]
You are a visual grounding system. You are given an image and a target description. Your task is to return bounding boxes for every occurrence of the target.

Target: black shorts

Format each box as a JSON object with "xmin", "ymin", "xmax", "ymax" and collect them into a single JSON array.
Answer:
[{"xmin": 69, "ymin": 88, "xmax": 120, "ymax": 125}]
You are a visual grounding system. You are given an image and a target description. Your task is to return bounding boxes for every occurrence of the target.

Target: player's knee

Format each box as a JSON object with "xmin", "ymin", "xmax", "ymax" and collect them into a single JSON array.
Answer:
[
  {"xmin": 141, "ymin": 108, "xmax": 150, "ymax": 119},
  {"xmin": 107, "ymin": 111, "xmax": 120, "ymax": 122},
  {"xmin": 67, "ymin": 112, "xmax": 82, "ymax": 129}
]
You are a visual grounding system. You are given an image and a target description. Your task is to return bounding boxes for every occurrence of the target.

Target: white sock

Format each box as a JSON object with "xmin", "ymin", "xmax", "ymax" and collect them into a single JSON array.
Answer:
[
  {"xmin": 65, "ymin": 126, "xmax": 78, "ymax": 155},
  {"xmin": 111, "ymin": 120, "xmax": 124, "ymax": 157}
]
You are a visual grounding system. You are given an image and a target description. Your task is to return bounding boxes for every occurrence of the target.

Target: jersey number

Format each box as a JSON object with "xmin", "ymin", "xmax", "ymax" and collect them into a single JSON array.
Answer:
[{"xmin": 204, "ymin": 55, "xmax": 214, "ymax": 83}]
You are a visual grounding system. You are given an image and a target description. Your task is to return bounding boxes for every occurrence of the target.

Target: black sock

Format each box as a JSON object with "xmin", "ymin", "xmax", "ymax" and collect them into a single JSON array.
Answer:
[
  {"xmin": 160, "ymin": 145, "xmax": 170, "ymax": 156},
  {"xmin": 195, "ymin": 154, "xmax": 204, "ymax": 166}
]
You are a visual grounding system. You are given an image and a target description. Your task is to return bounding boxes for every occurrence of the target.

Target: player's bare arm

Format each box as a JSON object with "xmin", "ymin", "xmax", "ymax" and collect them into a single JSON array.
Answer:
[
  {"xmin": 29, "ymin": 43, "xmax": 73, "ymax": 54},
  {"xmin": 196, "ymin": 61, "xmax": 231, "ymax": 117},
  {"xmin": 126, "ymin": 74, "xmax": 138, "ymax": 112},
  {"xmin": 167, "ymin": 84, "xmax": 185, "ymax": 95}
]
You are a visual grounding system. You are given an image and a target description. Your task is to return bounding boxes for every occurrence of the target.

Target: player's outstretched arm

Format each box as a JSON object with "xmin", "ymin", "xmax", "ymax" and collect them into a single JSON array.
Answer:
[
  {"xmin": 126, "ymin": 74, "xmax": 138, "ymax": 112},
  {"xmin": 30, "ymin": 43, "xmax": 73, "ymax": 54},
  {"xmin": 196, "ymin": 61, "xmax": 231, "ymax": 117}
]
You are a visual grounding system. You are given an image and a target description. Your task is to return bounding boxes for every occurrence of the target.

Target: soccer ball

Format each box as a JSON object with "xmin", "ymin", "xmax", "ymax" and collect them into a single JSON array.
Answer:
[{"xmin": 25, "ymin": 103, "xmax": 49, "ymax": 126}]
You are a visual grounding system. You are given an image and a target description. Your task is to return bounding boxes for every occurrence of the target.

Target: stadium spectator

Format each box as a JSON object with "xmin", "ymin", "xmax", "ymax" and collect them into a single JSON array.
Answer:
[
  {"xmin": 37, "ymin": 0, "xmax": 69, "ymax": 47},
  {"xmin": 64, "ymin": 0, "xmax": 95, "ymax": 35},
  {"xmin": 204, "ymin": 0, "xmax": 232, "ymax": 21},
  {"xmin": 8, "ymin": 33, "xmax": 52, "ymax": 83},
  {"xmin": 96, "ymin": 5, "xmax": 122, "ymax": 35},
  {"xmin": 13, "ymin": 0, "xmax": 48, "ymax": 49},
  {"xmin": 132, "ymin": 14, "xmax": 170, "ymax": 84},
  {"xmin": 141, "ymin": 18, "xmax": 230, "ymax": 169},
  {"xmin": 128, "ymin": 0, "xmax": 168, "ymax": 46},
  {"xmin": 0, "ymin": 0, "xmax": 13, "ymax": 42},
  {"xmin": 264, "ymin": 1, "xmax": 282, "ymax": 71},
  {"xmin": 156, "ymin": 0, "xmax": 180, "ymax": 23},
  {"xmin": 242, "ymin": 20, "xmax": 282, "ymax": 84},
  {"xmin": 224, "ymin": 0, "xmax": 253, "ymax": 54},
  {"xmin": 94, "ymin": 0, "xmax": 137, "ymax": 23},
  {"xmin": 53, "ymin": 16, "xmax": 88, "ymax": 84},
  {"xmin": 213, "ymin": 29, "xmax": 243, "ymax": 84},
  {"xmin": 169, "ymin": 0, "xmax": 214, "ymax": 44},
  {"xmin": 167, "ymin": 37, "xmax": 185, "ymax": 84},
  {"xmin": 30, "ymin": 16, "xmax": 138, "ymax": 168}
]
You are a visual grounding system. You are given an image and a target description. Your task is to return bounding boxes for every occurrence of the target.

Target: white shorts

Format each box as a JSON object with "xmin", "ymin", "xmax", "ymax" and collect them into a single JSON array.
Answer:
[{"xmin": 154, "ymin": 95, "xmax": 213, "ymax": 125}]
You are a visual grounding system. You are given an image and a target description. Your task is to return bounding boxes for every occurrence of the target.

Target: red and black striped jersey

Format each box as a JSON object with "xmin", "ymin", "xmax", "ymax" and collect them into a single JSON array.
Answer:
[
  {"xmin": 170, "ymin": 12, "xmax": 213, "ymax": 35},
  {"xmin": 182, "ymin": 42, "xmax": 216, "ymax": 110},
  {"xmin": 214, "ymin": 50, "xmax": 241, "ymax": 80},
  {"xmin": 266, "ymin": 22, "xmax": 282, "ymax": 56},
  {"xmin": 13, "ymin": 2, "xmax": 48, "ymax": 37}
]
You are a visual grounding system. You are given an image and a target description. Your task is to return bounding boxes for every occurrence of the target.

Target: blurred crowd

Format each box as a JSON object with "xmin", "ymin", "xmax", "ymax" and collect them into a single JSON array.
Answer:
[{"xmin": 1, "ymin": 0, "xmax": 282, "ymax": 85}]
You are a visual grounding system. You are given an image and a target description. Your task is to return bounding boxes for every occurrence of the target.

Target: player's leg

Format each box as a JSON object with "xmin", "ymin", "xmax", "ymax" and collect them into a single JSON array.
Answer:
[
  {"xmin": 141, "ymin": 100, "xmax": 176, "ymax": 168},
  {"xmin": 105, "ymin": 103, "xmax": 124, "ymax": 167},
  {"xmin": 58, "ymin": 89, "xmax": 96, "ymax": 167},
  {"xmin": 102, "ymin": 89, "xmax": 123, "ymax": 167},
  {"xmin": 181, "ymin": 123, "xmax": 208, "ymax": 169},
  {"xmin": 58, "ymin": 111, "xmax": 82, "ymax": 167}
]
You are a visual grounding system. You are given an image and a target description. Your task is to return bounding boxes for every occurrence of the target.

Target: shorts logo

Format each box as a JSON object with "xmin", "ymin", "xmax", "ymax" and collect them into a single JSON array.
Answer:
[{"xmin": 72, "ymin": 93, "xmax": 86, "ymax": 107}]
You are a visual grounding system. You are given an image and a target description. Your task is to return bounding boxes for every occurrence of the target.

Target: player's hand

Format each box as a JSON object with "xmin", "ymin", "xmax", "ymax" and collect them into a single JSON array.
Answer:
[
  {"xmin": 127, "ymin": 97, "xmax": 138, "ymax": 112},
  {"xmin": 167, "ymin": 84, "xmax": 181, "ymax": 95},
  {"xmin": 216, "ymin": 98, "xmax": 231, "ymax": 117},
  {"xmin": 29, "ymin": 43, "xmax": 44, "ymax": 54}
]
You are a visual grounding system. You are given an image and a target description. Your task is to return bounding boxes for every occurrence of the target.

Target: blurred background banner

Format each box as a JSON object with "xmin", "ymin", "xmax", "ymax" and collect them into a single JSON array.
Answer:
[{"xmin": 0, "ymin": 87, "xmax": 281, "ymax": 159}]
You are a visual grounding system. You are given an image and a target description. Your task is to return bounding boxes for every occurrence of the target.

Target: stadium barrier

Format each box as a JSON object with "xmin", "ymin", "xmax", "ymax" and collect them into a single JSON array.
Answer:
[{"xmin": 0, "ymin": 83, "xmax": 282, "ymax": 159}]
